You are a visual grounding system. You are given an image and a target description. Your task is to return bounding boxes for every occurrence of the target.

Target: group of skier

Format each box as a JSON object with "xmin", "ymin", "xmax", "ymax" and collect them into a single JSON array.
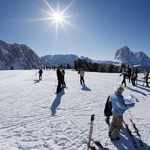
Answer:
[
  {"xmin": 104, "ymin": 66, "xmax": 149, "ymax": 141},
  {"xmin": 120, "ymin": 66, "xmax": 149, "ymax": 87}
]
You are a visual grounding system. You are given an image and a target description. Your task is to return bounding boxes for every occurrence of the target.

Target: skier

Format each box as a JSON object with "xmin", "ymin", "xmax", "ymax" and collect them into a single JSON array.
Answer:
[
  {"xmin": 144, "ymin": 67, "xmax": 149, "ymax": 87},
  {"xmin": 38, "ymin": 69, "xmax": 43, "ymax": 80},
  {"xmin": 108, "ymin": 86, "xmax": 135, "ymax": 140},
  {"xmin": 135, "ymin": 66, "xmax": 138, "ymax": 85},
  {"xmin": 80, "ymin": 68, "xmax": 85, "ymax": 85},
  {"xmin": 104, "ymin": 95, "xmax": 112, "ymax": 124},
  {"xmin": 131, "ymin": 67, "xmax": 136, "ymax": 86},
  {"xmin": 56, "ymin": 68, "xmax": 62, "ymax": 93},
  {"xmin": 61, "ymin": 69, "xmax": 66, "ymax": 88},
  {"xmin": 120, "ymin": 68, "xmax": 127, "ymax": 86},
  {"xmin": 127, "ymin": 65, "xmax": 131, "ymax": 83}
]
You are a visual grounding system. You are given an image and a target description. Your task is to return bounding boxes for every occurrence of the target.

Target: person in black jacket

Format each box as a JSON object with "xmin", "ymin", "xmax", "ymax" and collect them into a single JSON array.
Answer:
[
  {"xmin": 56, "ymin": 68, "xmax": 62, "ymax": 93},
  {"xmin": 61, "ymin": 69, "xmax": 66, "ymax": 88},
  {"xmin": 120, "ymin": 68, "xmax": 127, "ymax": 86},
  {"xmin": 127, "ymin": 65, "xmax": 131, "ymax": 83},
  {"xmin": 104, "ymin": 95, "xmax": 112, "ymax": 124},
  {"xmin": 38, "ymin": 69, "xmax": 43, "ymax": 80}
]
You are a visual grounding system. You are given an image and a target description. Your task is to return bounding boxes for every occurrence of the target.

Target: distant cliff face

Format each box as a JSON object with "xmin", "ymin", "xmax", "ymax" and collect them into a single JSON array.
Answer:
[
  {"xmin": 114, "ymin": 46, "xmax": 150, "ymax": 67},
  {"xmin": 42, "ymin": 54, "xmax": 79, "ymax": 68},
  {"xmin": 0, "ymin": 40, "xmax": 49, "ymax": 70}
]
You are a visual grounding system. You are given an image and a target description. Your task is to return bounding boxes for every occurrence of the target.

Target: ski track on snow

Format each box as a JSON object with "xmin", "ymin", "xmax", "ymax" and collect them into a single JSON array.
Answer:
[{"xmin": 0, "ymin": 70, "xmax": 150, "ymax": 150}]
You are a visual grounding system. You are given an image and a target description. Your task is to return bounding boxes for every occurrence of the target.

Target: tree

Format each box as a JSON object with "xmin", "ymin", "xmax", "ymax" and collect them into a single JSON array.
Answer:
[
  {"xmin": 119, "ymin": 63, "xmax": 126, "ymax": 73},
  {"xmin": 93, "ymin": 63, "xmax": 99, "ymax": 72},
  {"xmin": 99, "ymin": 64, "xmax": 106, "ymax": 72},
  {"xmin": 10, "ymin": 66, "xmax": 14, "ymax": 70},
  {"xmin": 67, "ymin": 64, "xmax": 71, "ymax": 69},
  {"xmin": 106, "ymin": 64, "xmax": 114, "ymax": 73},
  {"xmin": 74, "ymin": 60, "xmax": 78, "ymax": 70}
]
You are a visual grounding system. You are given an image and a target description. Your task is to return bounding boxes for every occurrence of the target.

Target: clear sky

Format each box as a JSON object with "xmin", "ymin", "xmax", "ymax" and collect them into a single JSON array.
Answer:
[{"xmin": 0, "ymin": 0, "xmax": 150, "ymax": 60}]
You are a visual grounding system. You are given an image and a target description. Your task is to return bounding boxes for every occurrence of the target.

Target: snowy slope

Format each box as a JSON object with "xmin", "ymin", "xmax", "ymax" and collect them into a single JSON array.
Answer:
[{"xmin": 0, "ymin": 70, "xmax": 150, "ymax": 150}]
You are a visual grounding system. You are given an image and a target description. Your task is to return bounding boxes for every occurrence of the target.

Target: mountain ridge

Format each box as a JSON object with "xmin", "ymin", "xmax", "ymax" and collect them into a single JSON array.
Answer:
[{"xmin": 0, "ymin": 40, "xmax": 150, "ymax": 70}]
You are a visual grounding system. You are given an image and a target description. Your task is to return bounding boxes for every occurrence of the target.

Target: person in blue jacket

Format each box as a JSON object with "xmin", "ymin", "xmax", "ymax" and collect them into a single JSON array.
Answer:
[{"xmin": 108, "ymin": 86, "xmax": 135, "ymax": 140}]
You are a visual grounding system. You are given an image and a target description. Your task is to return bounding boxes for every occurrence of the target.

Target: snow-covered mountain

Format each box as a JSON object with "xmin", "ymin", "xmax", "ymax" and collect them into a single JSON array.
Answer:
[
  {"xmin": 135, "ymin": 51, "xmax": 150, "ymax": 67},
  {"xmin": 0, "ymin": 40, "xmax": 49, "ymax": 70},
  {"xmin": 114, "ymin": 46, "xmax": 150, "ymax": 67},
  {"xmin": 41, "ymin": 54, "xmax": 79, "ymax": 68},
  {"xmin": 42, "ymin": 55, "xmax": 120, "ymax": 68},
  {"xmin": 1, "ymin": 40, "xmax": 150, "ymax": 70}
]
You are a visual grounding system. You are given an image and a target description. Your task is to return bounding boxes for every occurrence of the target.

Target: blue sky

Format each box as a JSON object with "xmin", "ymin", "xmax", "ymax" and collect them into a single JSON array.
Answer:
[{"xmin": 0, "ymin": 0, "xmax": 150, "ymax": 60}]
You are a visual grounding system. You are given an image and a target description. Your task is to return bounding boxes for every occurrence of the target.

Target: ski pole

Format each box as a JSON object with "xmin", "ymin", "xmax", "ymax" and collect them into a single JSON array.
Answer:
[{"xmin": 87, "ymin": 114, "xmax": 95, "ymax": 150}]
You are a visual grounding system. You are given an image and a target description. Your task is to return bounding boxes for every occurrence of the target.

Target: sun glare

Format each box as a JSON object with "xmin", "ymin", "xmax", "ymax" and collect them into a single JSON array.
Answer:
[
  {"xmin": 37, "ymin": 0, "xmax": 79, "ymax": 36},
  {"xmin": 54, "ymin": 14, "xmax": 61, "ymax": 21},
  {"xmin": 23, "ymin": 0, "xmax": 80, "ymax": 43}
]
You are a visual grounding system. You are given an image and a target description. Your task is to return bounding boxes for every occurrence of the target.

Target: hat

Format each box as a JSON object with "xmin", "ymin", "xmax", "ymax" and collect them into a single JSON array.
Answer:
[{"xmin": 117, "ymin": 86, "xmax": 124, "ymax": 92}]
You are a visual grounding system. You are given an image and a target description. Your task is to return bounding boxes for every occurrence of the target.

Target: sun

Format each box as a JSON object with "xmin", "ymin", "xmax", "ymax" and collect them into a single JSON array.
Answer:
[
  {"xmin": 38, "ymin": 0, "xmax": 79, "ymax": 36},
  {"xmin": 54, "ymin": 14, "xmax": 61, "ymax": 22},
  {"xmin": 23, "ymin": 0, "xmax": 80, "ymax": 42}
]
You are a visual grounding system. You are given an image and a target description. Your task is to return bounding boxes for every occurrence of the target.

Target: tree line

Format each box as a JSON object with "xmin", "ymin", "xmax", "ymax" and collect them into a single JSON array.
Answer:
[{"xmin": 74, "ymin": 59, "xmax": 126, "ymax": 73}]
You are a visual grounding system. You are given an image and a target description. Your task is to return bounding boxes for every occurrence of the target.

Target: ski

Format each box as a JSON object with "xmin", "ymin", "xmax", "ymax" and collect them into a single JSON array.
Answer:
[
  {"xmin": 130, "ymin": 119, "xmax": 148, "ymax": 150},
  {"xmin": 122, "ymin": 120, "xmax": 140, "ymax": 150},
  {"xmin": 87, "ymin": 114, "xmax": 95, "ymax": 150},
  {"xmin": 90, "ymin": 137, "xmax": 109, "ymax": 150},
  {"xmin": 83, "ymin": 139, "xmax": 96, "ymax": 150}
]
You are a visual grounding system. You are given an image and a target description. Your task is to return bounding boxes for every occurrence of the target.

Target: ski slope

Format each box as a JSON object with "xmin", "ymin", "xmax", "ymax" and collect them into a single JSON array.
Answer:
[{"xmin": 0, "ymin": 70, "xmax": 150, "ymax": 150}]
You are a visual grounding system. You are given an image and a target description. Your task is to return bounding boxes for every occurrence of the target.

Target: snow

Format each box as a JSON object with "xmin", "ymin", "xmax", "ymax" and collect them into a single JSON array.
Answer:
[{"xmin": 0, "ymin": 70, "xmax": 150, "ymax": 150}]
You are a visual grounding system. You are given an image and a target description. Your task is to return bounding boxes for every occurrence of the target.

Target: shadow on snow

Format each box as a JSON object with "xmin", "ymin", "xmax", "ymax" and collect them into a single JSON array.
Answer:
[
  {"xmin": 81, "ymin": 85, "xmax": 91, "ymax": 91},
  {"xmin": 112, "ymin": 126, "xmax": 150, "ymax": 150},
  {"xmin": 50, "ymin": 89, "xmax": 65, "ymax": 116}
]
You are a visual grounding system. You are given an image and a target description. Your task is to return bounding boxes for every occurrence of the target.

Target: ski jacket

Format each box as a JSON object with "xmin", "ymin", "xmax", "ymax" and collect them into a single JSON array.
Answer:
[
  {"xmin": 57, "ymin": 69, "xmax": 62, "ymax": 82},
  {"xmin": 127, "ymin": 68, "xmax": 131, "ymax": 76},
  {"xmin": 120, "ymin": 71, "xmax": 127, "ymax": 79},
  {"xmin": 38, "ymin": 70, "xmax": 43, "ymax": 76},
  {"xmin": 80, "ymin": 70, "xmax": 84, "ymax": 77},
  {"xmin": 110, "ymin": 92, "xmax": 134, "ymax": 116}
]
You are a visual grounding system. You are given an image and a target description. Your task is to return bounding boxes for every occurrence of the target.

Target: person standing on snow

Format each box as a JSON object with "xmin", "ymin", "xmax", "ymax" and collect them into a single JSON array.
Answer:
[
  {"xmin": 127, "ymin": 65, "xmax": 131, "ymax": 83},
  {"xmin": 108, "ymin": 86, "xmax": 135, "ymax": 140},
  {"xmin": 144, "ymin": 67, "xmax": 149, "ymax": 87},
  {"xmin": 80, "ymin": 68, "xmax": 85, "ymax": 85},
  {"xmin": 56, "ymin": 68, "xmax": 62, "ymax": 93},
  {"xmin": 61, "ymin": 69, "xmax": 66, "ymax": 88},
  {"xmin": 131, "ymin": 67, "xmax": 136, "ymax": 86},
  {"xmin": 120, "ymin": 68, "xmax": 127, "ymax": 86},
  {"xmin": 38, "ymin": 69, "xmax": 43, "ymax": 80}
]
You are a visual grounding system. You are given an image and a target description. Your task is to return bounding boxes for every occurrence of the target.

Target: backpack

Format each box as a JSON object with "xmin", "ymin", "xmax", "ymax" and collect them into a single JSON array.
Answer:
[{"xmin": 104, "ymin": 95, "xmax": 112, "ymax": 116}]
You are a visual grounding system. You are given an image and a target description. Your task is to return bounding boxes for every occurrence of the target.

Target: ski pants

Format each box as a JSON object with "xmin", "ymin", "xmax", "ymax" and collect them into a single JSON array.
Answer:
[
  {"xmin": 121, "ymin": 78, "xmax": 126, "ymax": 86},
  {"xmin": 39, "ymin": 75, "xmax": 42, "ymax": 80},
  {"xmin": 80, "ymin": 76, "xmax": 84, "ymax": 85},
  {"xmin": 57, "ymin": 81, "xmax": 62, "ymax": 93},
  {"xmin": 109, "ymin": 112, "xmax": 123, "ymax": 139},
  {"xmin": 145, "ymin": 76, "xmax": 149, "ymax": 87}
]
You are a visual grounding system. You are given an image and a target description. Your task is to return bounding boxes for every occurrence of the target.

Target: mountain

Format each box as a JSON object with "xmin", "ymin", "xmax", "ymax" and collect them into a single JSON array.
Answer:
[
  {"xmin": 42, "ymin": 55, "xmax": 121, "ymax": 68},
  {"xmin": 1, "ymin": 40, "xmax": 150, "ymax": 70},
  {"xmin": 135, "ymin": 51, "xmax": 150, "ymax": 67},
  {"xmin": 0, "ymin": 40, "xmax": 49, "ymax": 70},
  {"xmin": 114, "ymin": 46, "xmax": 150, "ymax": 67},
  {"xmin": 41, "ymin": 54, "xmax": 78, "ymax": 68}
]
